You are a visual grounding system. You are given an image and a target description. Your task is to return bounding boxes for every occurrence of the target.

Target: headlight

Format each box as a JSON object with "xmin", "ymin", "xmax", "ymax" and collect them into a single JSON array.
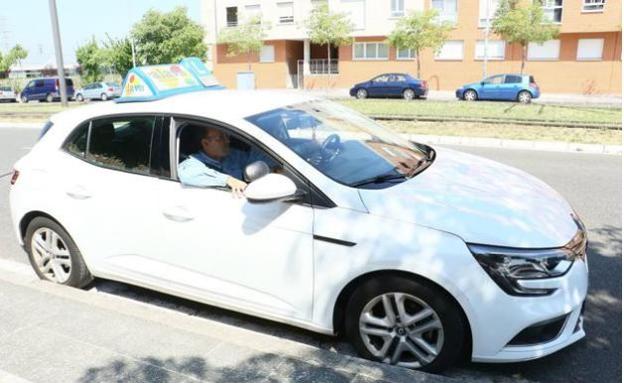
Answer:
[{"xmin": 468, "ymin": 230, "xmax": 587, "ymax": 297}]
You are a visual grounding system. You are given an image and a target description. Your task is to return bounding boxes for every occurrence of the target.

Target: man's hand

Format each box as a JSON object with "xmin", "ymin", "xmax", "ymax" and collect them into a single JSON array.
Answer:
[{"xmin": 226, "ymin": 177, "xmax": 247, "ymax": 198}]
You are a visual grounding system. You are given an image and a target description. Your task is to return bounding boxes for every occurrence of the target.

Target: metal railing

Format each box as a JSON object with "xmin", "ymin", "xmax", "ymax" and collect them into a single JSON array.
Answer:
[{"xmin": 308, "ymin": 59, "xmax": 339, "ymax": 75}]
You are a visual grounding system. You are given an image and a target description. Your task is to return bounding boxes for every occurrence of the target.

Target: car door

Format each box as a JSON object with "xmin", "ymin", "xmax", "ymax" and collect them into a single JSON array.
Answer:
[
  {"xmin": 85, "ymin": 84, "xmax": 97, "ymax": 99},
  {"xmin": 502, "ymin": 75, "xmax": 522, "ymax": 100},
  {"xmin": 155, "ymin": 117, "xmax": 315, "ymax": 321},
  {"xmin": 386, "ymin": 74, "xmax": 405, "ymax": 97},
  {"xmin": 368, "ymin": 75, "xmax": 391, "ymax": 97},
  {"xmin": 33, "ymin": 80, "xmax": 46, "ymax": 100},
  {"xmin": 479, "ymin": 75, "xmax": 505, "ymax": 100},
  {"xmin": 56, "ymin": 114, "xmax": 167, "ymax": 276}
]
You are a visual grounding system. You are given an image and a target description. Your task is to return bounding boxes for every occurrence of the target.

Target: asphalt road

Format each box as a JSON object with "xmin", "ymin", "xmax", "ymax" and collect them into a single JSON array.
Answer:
[{"xmin": 0, "ymin": 126, "xmax": 621, "ymax": 383}]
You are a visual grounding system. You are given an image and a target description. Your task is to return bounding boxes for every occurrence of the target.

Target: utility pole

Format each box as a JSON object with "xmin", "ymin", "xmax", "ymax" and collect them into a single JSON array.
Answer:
[
  {"xmin": 48, "ymin": 0, "xmax": 68, "ymax": 106},
  {"xmin": 482, "ymin": 0, "xmax": 491, "ymax": 79}
]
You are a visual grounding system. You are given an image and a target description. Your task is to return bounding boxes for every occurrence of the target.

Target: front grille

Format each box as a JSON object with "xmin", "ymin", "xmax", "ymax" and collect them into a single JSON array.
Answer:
[{"xmin": 507, "ymin": 314, "xmax": 568, "ymax": 346}]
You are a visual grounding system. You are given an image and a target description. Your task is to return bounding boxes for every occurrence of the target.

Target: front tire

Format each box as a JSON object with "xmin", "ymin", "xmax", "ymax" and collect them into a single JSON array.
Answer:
[
  {"xmin": 344, "ymin": 275, "xmax": 465, "ymax": 373},
  {"xmin": 20, "ymin": 95, "xmax": 28, "ymax": 103},
  {"xmin": 518, "ymin": 90, "xmax": 532, "ymax": 104},
  {"xmin": 25, "ymin": 217, "xmax": 93, "ymax": 288},
  {"xmin": 463, "ymin": 89, "xmax": 478, "ymax": 101},
  {"xmin": 76, "ymin": 93, "xmax": 84, "ymax": 102},
  {"xmin": 356, "ymin": 89, "xmax": 368, "ymax": 99}
]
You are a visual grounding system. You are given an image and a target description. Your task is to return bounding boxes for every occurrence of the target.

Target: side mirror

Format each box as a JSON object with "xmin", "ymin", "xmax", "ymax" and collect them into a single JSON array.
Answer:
[
  {"xmin": 244, "ymin": 173, "xmax": 298, "ymax": 203},
  {"xmin": 244, "ymin": 160, "xmax": 270, "ymax": 183},
  {"xmin": 480, "ymin": 81, "xmax": 485, "ymax": 86}
]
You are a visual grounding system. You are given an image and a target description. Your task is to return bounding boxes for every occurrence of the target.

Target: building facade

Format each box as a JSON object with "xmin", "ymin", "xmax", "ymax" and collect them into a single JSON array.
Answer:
[{"xmin": 201, "ymin": 0, "xmax": 621, "ymax": 94}]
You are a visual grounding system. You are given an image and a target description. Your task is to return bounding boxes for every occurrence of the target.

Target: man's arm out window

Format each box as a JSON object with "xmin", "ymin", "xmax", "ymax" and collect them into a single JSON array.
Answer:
[{"xmin": 178, "ymin": 157, "xmax": 229, "ymax": 188}]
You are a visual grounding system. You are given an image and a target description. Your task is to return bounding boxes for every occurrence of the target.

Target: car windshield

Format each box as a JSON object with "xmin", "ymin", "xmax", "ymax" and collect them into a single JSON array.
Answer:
[{"xmin": 245, "ymin": 100, "xmax": 434, "ymax": 188}]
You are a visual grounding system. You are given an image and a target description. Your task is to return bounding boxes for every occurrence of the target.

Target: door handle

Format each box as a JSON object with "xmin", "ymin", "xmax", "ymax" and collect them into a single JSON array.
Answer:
[
  {"xmin": 66, "ymin": 185, "xmax": 91, "ymax": 200},
  {"xmin": 162, "ymin": 206, "xmax": 195, "ymax": 222}
]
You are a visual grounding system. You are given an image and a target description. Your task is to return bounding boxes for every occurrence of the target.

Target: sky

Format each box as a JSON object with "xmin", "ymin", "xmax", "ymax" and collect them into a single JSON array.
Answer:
[{"xmin": 0, "ymin": 0, "xmax": 200, "ymax": 66}]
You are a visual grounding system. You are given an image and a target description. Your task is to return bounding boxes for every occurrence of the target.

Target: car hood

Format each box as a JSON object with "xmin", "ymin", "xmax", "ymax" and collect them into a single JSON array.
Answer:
[
  {"xmin": 459, "ymin": 82, "xmax": 480, "ymax": 89},
  {"xmin": 358, "ymin": 147, "xmax": 578, "ymax": 248}
]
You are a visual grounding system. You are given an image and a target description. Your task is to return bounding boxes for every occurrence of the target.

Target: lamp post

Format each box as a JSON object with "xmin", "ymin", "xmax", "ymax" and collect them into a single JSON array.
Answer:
[{"xmin": 48, "ymin": 0, "xmax": 68, "ymax": 106}]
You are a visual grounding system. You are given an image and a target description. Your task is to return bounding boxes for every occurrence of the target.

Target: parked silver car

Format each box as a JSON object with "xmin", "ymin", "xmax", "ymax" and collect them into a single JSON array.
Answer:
[
  {"xmin": 75, "ymin": 82, "xmax": 121, "ymax": 102},
  {"xmin": 0, "ymin": 86, "xmax": 17, "ymax": 102}
]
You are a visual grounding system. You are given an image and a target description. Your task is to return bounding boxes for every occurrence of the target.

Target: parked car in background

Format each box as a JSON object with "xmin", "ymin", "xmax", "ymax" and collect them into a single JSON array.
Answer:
[
  {"xmin": 75, "ymin": 82, "xmax": 122, "ymax": 102},
  {"xmin": 0, "ymin": 86, "xmax": 17, "ymax": 102},
  {"xmin": 350, "ymin": 73, "xmax": 428, "ymax": 100},
  {"xmin": 456, "ymin": 74, "xmax": 540, "ymax": 104},
  {"xmin": 20, "ymin": 77, "xmax": 75, "ymax": 103}
]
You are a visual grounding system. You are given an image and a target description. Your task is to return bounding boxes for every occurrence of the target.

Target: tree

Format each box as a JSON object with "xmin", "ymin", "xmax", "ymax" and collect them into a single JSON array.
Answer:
[
  {"xmin": 388, "ymin": 10, "xmax": 452, "ymax": 79},
  {"xmin": 131, "ymin": 6, "xmax": 207, "ymax": 65},
  {"xmin": 76, "ymin": 37, "xmax": 104, "ymax": 83},
  {"xmin": 304, "ymin": 4, "xmax": 353, "ymax": 78},
  {"xmin": 102, "ymin": 35, "xmax": 134, "ymax": 78},
  {"xmin": 492, "ymin": 0, "xmax": 559, "ymax": 74},
  {"xmin": 0, "ymin": 44, "xmax": 28, "ymax": 73},
  {"xmin": 217, "ymin": 16, "xmax": 267, "ymax": 71}
]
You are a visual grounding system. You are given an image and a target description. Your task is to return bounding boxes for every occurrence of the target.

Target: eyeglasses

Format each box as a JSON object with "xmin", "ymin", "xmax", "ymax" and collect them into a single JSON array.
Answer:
[{"xmin": 205, "ymin": 134, "xmax": 229, "ymax": 143}]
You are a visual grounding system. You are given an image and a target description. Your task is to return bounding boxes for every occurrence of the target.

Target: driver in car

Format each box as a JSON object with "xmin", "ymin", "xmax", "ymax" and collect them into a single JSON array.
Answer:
[{"xmin": 178, "ymin": 127, "xmax": 261, "ymax": 197}]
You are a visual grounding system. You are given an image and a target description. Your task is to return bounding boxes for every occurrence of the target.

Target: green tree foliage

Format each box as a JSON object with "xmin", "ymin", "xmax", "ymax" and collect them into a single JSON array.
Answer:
[
  {"xmin": 76, "ymin": 37, "xmax": 104, "ymax": 83},
  {"xmin": 217, "ymin": 16, "xmax": 267, "ymax": 71},
  {"xmin": 492, "ymin": 0, "xmax": 559, "ymax": 74},
  {"xmin": 305, "ymin": 4, "xmax": 353, "ymax": 76},
  {"xmin": 0, "ymin": 44, "xmax": 28, "ymax": 73},
  {"xmin": 388, "ymin": 10, "xmax": 452, "ymax": 79},
  {"xmin": 102, "ymin": 35, "xmax": 134, "ymax": 78},
  {"xmin": 131, "ymin": 6, "xmax": 207, "ymax": 65}
]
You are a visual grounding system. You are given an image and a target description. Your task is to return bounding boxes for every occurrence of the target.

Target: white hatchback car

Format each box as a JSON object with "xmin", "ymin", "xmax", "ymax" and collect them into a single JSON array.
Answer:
[{"xmin": 9, "ymin": 91, "xmax": 588, "ymax": 372}]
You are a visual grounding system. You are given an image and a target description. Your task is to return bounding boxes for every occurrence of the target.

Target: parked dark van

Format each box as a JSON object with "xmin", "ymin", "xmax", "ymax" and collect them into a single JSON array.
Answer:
[{"xmin": 20, "ymin": 77, "xmax": 75, "ymax": 103}]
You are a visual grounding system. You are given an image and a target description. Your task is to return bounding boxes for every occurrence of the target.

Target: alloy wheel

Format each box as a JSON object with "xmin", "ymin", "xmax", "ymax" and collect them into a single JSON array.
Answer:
[
  {"xmin": 30, "ymin": 227, "xmax": 72, "ymax": 283},
  {"xmin": 464, "ymin": 90, "xmax": 477, "ymax": 101},
  {"xmin": 518, "ymin": 91, "xmax": 532, "ymax": 104},
  {"xmin": 356, "ymin": 89, "xmax": 367, "ymax": 99},
  {"xmin": 101, "ymin": 93, "xmax": 108, "ymax": 101},
  {"xmin": 359, "ymin": 292, "xmax": 444, "ymax": 368},
  {"xmin": 403, "ymin": 89, "xmax": 415, "ymax": 100}
]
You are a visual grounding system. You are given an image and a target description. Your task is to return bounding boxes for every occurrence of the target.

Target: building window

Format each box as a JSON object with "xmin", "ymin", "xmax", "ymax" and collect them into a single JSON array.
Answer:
[
  {"xmin": 353, "ymin": 42, "xmax": 389, "ymax": 60},
  {"xmin": 435, "ymin": 40, "xmax": 464, "ymax": 60},
  {"xmin": 583, "ymin": 0, "xmax": 605, "ymax": 11},
  {"xmin": 391, "ymin": 0, "xmax": 405, "ymax": 17},
  {"xmin": 245, "ymin": 4, "xmax": 261, "ymax": 22},
  {"xmin": 432, "ymin": 0, "xmax": 458, "ymax": 24},
  {"xmin": 341, "ymin": 0, "xmax": 366, "ymax": 30},
  {"xmin": 527, "ymin": 39, "xmax": 560, "ymax": 60},
  {"xmin": 475, "ymin": 40, "xmax": 506, "ymax": 60},
  {"xmin": 277, "ymin": 2, "xmax": 294, "ymax": 24},
  {"xmin": 542, "ymin": 0, "xmax": 563, "ymax": 23},
  {"xmin": 260, "ymin": 45, "xmax": 275, "ymax": 62},
  {"xmin": 397, "ymin": 48, "xmax": 416, "ymax": 60},
  {"xmin": 577, "ymin": 38, "xmax": 604, "ymax": 60},
  {"xmin": 226, "ymin": 7, "xmax": 238, "ymax": 27},
  {"xmin": 478, "ymin": 0, "xmax": 499, "ymax": 27}
]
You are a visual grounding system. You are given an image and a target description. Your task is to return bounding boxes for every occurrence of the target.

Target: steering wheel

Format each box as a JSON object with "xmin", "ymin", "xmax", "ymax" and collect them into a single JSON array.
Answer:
[{"xmin": 320, "ymin": 134, "xmax": 341, "ymax": 163}]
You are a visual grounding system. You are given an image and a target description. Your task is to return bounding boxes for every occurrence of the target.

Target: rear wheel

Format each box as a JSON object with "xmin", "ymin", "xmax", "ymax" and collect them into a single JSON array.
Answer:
[
  {"xmin": 46, "ymin": 93, "xmax": 54, "ymax": 103},
  {"xmin": 403, "ymin": 89, "xmax": 416, "ymax": 101},
  {"xmin": 463, "ymin": 89, "xmax": 478, "ymax": 101},
  {"xmin": 101, "ymin": 93, "xmax": 108, "ymax": 101},
  {"xmin": 25, "ymin": 217, "xmax": 93, "ymax": 288},
  {"xmin": 356, "ymin": 89, "xmax": 368, "ymax": 99},
  {"xmin": 345, "ymin": 275, "xmax": 465, "ymax": 373},
  {"xmin": 518, "ymin": 90, "xmax": 532, "ymax": 104}
]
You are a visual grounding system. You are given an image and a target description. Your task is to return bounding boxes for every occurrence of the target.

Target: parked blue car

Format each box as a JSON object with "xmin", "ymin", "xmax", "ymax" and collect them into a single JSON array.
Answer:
[
  {"xmin": 350, "ymin": 73, "xmax": 428, "ymax": 100},
  {"xmin": 20, "ymin": 77, "xmax": 75, "ymax": 103},
  {"xmin": 456, "ymin": 74, "xmax": 540, "ymax": 104}
]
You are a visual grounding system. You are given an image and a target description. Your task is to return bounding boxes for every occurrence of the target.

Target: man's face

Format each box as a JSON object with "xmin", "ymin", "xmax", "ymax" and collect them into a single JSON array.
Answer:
[{"xmin": 201, "ymin": 129, "xmax": 230, "ymax": 159}]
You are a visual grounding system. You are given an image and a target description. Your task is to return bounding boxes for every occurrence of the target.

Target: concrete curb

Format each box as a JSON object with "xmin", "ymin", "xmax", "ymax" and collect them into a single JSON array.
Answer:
[
  {"xmin": 401, "ymin": 134, "xmax": 622, "ymax": 155},
  {"xmin": 0, "ymin": 260, "xmax": 460, "ymax": 383}
]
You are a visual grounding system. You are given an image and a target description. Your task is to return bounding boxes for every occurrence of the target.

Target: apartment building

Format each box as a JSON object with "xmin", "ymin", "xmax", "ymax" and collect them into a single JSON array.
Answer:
[{"xmin": 201, "ymin": 0, "xmax": 621, "ymax": 94}]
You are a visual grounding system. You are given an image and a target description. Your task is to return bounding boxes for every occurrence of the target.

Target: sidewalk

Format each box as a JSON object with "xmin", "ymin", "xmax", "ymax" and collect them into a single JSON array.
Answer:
[
  {"xmin": 0, "ymin": 261, "xmax": 458, "ymax": 383},
  {"xmin": 297, "ymin": 88, "xmax": 622, "ymax": 107}
]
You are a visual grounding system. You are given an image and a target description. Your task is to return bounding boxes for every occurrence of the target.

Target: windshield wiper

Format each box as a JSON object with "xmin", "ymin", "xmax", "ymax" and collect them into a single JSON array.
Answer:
[{"xmin": 350, "ymin": 172, "xmax": 407, "ymax": 187}]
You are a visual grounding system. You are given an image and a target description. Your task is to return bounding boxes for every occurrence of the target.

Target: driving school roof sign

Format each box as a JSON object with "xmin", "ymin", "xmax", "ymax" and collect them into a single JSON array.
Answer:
[{"xmin": 116, "ymin": 57, "xmax": 223, "ymax": 103}]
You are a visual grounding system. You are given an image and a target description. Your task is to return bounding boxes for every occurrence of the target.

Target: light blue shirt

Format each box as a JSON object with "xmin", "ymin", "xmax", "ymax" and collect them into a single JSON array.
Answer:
[{"xmin": 178, "ymin": 149, "xmax": 276, "ymax": 188}]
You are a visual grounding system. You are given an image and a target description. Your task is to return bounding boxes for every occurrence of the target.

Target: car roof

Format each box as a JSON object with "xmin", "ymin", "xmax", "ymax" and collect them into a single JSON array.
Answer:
[{"xmin": 50, "ymin": 90, "xmax": 320, "ymax": 130}]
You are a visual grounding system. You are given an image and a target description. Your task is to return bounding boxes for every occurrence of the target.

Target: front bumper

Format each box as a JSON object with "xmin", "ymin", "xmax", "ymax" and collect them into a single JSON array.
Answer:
[
  {"xmin": 468, "ymin": 258, "xmax": 588, "ymax": 362},
  {"xmin": 455, "ymin": 88, "xmax": 464, "ymax": 99}
]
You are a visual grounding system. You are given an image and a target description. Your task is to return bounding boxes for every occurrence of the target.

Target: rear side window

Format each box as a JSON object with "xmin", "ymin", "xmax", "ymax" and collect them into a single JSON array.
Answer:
[
  {"xmin": 65, "ymin": 116, "xmax": 157, "ymax": 175},
  {"xmin": 505, "ymin": 75, "xmax": 522, "ymax": 84},
  {"xmin": 66, "ymin": 79, "xmax": 74, "ymax": 86},
  {"xmin": 35, "ymin": 80, "xmax": 44, "ymax": 87},
  {"xmin": 529, "ymin": 76, "xmax": 536, "ymax": 83}
]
